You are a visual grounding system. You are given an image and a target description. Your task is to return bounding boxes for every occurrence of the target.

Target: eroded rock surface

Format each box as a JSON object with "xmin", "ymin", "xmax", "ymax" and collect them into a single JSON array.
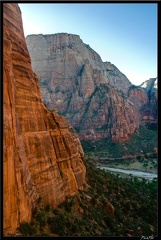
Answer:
[
  {"xmin": 129, "ymin": 79, "xmax": 157, "ymax": 124},
  {"xmin": 26, "ymin": 34, "xmax": 141, "ymax": 142},
  {"xmin": 26, "ymin": 34, "xmax": 157, "ymax": 142},
  {"xmin": 3, "ymin": 3, "xmax": 86, "ymax": 235}
]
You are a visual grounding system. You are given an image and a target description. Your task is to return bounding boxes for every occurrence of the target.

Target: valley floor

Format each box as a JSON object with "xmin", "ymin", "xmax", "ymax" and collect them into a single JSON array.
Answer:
[
  {"xmin": 90, "ymin": 155, "xmax": 157, "ymax": 181},
  {"xmin": 92, "ymin": 157, "xmax": 157, "ymax": 173},
  {"xmin": 15, "ymin": 158, "xmax": 158, "ymax": 237}
]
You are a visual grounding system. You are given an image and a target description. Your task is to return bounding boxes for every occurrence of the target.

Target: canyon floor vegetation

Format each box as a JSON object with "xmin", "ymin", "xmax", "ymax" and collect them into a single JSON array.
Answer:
[
  {"xmin": 81, "ymin": 124, "xmax": 157, "ymax": 159},
  {"xmin": 18, "ymin": 158, "xmax": 157, "ymax": 237}
]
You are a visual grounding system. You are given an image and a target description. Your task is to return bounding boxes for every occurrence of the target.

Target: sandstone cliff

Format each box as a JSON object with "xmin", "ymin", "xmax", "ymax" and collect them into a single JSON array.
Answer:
[
  {"xmin": 128, "ymin": 79, "xmax": 157, "ymax": 124},
  {"xmin": 3, "ymin": 3, "xmax": 86, "ymax": 235},
  {"xmin": 26, "ymin": 34, "xmax": 157, "ymax": 142},
  {"xmin": 26, "ymin": 33, "xmax": 141, "ymax": 143}
]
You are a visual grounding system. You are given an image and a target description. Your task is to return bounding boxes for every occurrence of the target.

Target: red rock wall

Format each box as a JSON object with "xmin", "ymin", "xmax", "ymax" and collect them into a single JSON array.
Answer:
[
  {"xmin": 26, "ymin": 33, "xmax": 141, "ymax": 143},
  {"xmin": 79, "ymin": 85, "xmax": 140, "ymax": 143},
  {"xmin": 129, "ymin": 88, "xmax": 157, "ymax": 124},
  {"xmin": 3, "ymin": 3, "xmax": 86, "ymax": 235}
]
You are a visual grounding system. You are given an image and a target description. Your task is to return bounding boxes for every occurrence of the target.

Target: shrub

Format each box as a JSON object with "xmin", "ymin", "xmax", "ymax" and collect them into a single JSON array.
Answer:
[
  {"xmin": 32, "ymin": 207, "xmax": 38, "ymax": 218},
  {"xmin": 53, "ymin": 208, "xmax": 60, "ymax": 215},
  {"xmin": 143, "ymin": 163, "xmax": 148, "ymax": 168},
  {"xmin": 36, "ymin": 209, "xmax": 47, "ymax": 226},
  {"xmin": 45, "ymin": 203, "xmax": 51, "ymax": 212},
  {"xmin": 103, "ymin": 215, "xmax": 116, "ymax": 231},
  {"xmin": 49, "ymin": 215, "xmax": 67, "ymax": 235},
  {"xmin": 69, "ymin": 219, "xmax": 82, "ymax": 233},
  {"xmin": 18, "ymin": 222, "xmax": 37, "ymax": 236}
]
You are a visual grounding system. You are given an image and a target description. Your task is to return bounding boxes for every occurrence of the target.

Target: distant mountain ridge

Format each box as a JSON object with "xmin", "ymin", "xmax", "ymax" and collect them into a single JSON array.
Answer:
[{"xmin": 26, "ymin": 33, "xmax": 157, "ymax": 143}]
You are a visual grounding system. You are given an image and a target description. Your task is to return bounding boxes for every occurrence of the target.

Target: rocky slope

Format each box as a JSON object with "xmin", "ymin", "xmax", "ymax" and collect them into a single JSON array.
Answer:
[
  {"xmin": 26, "ymin": 33, "xmax": 146, "ymax": 143},
  {"xmin": 129, "ymin": 79, "xmax": 157, "ymax": 125},
  {"xmin": 17, "ymin": 159, "xmax": 157, "ymax": 237},
  {"xmin": 3, "ymin": 3, "xmax": 86, "ymax": 235}
]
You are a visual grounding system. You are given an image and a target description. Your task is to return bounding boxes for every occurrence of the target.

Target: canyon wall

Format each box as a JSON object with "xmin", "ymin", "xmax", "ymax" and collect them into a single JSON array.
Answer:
[
  {"xmin": 3, "ymin": 3, "xmax": 86, "ymax": 235},
  {"xmin": 129, "ymin": 79, "xmax": 157, "ymax": 124},
  {"xmin": 26, "ymin": 34, "xmax": 141, "ymax": 143},
  {"xmin": 26, "ymin": 34, "xmax": 157, "ymax": 142}
]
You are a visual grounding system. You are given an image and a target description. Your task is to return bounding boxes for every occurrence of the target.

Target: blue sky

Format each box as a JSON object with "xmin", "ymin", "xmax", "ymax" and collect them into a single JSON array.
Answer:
[{"xmin": 19, "ymin": 3, "xmax": 157, "ymax": 86}]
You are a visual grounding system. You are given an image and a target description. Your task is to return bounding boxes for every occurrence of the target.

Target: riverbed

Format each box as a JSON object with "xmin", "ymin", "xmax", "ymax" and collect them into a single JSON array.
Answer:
[{"xmin": 96, "ymin": 165, "xmax": 157, "ymax": 180}]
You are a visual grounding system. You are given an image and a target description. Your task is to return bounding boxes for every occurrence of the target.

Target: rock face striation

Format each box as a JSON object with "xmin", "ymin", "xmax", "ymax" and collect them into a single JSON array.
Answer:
[
  {"xmin": 129, "ymin": 79, "xmax": 157, "ymax": 125},
  {"xmin": 26, "ymin": 34, "xmax": 157, "ymax": 142},
  {"xmin": 3, "ymin": 3, "xmax": 86, "ymax": 235},
  {"xmin": 26, "ymin": 33, "xmax": 147, "ymax": 143}
]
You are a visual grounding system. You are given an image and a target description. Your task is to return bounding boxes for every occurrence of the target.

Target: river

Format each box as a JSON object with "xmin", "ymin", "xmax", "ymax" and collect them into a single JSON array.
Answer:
[{"xmin": 96, "ymin": 166, "xmax": 157, "ymax": 180}]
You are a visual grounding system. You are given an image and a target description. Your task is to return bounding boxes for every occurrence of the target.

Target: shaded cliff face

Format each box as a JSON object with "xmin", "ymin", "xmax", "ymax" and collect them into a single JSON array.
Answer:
[
  {"xmin": 26, "ymin": 34, "xmax": 141, "ymax": 143},
  {"xmin": 3, "ymin": 3, "xmax": 86, "ymax": 235},
  {"xmin": 128, "ymin": 79, "xmax": 157, "ymax": 124}
]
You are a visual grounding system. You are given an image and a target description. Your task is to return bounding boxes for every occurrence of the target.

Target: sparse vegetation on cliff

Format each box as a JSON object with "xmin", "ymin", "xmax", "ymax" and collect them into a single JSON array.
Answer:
[
  {"xmin": 18, "ymin": 159, "xmax": 157, "ymax": 237},
  {"xmin": 81, "ymin": 124, "xmax": 157, "ymax": 158}
]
